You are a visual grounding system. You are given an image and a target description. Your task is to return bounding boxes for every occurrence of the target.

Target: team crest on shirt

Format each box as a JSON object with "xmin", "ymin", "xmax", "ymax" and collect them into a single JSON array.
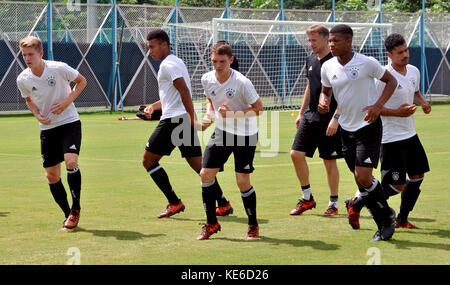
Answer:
[
  {"xmin": 225, "ymin": 88, "xmax": 236, "ymax": 99},
  {"xmin": 409, "ymin": 78, "xmax": 416, "ymax": 87},
  {"xmin": 210, "ymin": 90, "xmax": 216, "ymax": 97},
  {"xmin": 47, "ymin": 75, "xmax": 56, "ymax": 87},
  {"xmin": 348, "ymin": 67, "xmax": 359, "ymax": 80},
  {"xmin": 392, "ymin": 172, "xmax": 400, "ymax": 182}
]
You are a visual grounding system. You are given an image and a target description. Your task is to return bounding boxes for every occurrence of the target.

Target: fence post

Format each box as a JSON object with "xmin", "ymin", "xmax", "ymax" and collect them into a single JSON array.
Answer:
[
  {"xmin": 107, "ymin": 0, "xmax": 117, "ymax": 111},
  {"xmin": 331, "ymin": 0, "xmax": 335, "ymax": 22},
  {"xmin": 47, "ymin": 0, "xmax": 53, "ymax": 60}
]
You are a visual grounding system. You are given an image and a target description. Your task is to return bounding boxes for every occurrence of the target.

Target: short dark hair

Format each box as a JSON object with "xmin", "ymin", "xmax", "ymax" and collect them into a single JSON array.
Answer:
[
  {"xmin": 147, "ymin": 29, "xmax": 170, "ymax": 46},
  {"xmin": 330, "ymin": 24, "xmax": 353, "ymax": 38},
  {"xmin": 384, "ymin": 33, "xmax": 406, "ymax": 52},
  {"xmin": 211, "ymin": 41, "xmax": 233, "ymax": 58}
]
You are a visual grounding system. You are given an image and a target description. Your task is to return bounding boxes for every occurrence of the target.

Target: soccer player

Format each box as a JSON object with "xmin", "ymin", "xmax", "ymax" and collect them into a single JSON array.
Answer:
[
  {"xmin": 196, "ymin": 42, "xmax": 264, "ymax": 240},
  {"xmin": 347, "ymin": 33, "xmax": 431, "ymax": 229},
  {"xmin": 143, "ymin": 29, "xmax": 230, "ymax": 218},
  {"xmin": 16, "ymin": 36, "xmax": 87, "ymax": 230},
  {"xmin": 290, "ymin": 24, "xmax": 343, "ymax": 217},
  {"xmin": 216, "ymin": 40, "xmax": 239, "ymax": 72},
  {"xmin": 318, "ymin": 24, "xmax": 398, "ymax": 242}
]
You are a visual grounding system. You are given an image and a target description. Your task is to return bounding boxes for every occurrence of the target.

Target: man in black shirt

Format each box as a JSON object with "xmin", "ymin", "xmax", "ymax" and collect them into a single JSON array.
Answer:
[{"xmin": 290, "ymin": 24, "xmax": 343, "ymax": 217}]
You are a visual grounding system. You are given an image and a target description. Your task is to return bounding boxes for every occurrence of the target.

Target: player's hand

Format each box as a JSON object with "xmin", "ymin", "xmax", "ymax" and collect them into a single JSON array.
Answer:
[
  {"xmin": 362, "ymin": 104, "xmax": 381, "ymax": 123},
  {"xmin": 295, "ymin": 113, "xmax": 303, "ymax": 129},
  {"xmin": 50, "ymin": 98, "xmax": 70, "ymax": 115},
  {"xmin": 326, "ymin": 117, "xmax": 339, "ymax": 136},
  {"xmin": 396, "ymin": 103, "xmax": 416, "ymax": 117},
  {"xmin": 201, "ymin": 114, "xmax": 213, "ymax": 131},
  {"xmin": 421, "ymin": 101, "xmax": 431, "ymax": 114},
  {"xmin": 144, "ymin": 105, "xmax": 154, "ymax": 119},
  {"xmin": 36, "ymin": 112, "xmax": 51, "ymax": 125},
  {"xmin": 218, "ymin": 104, "xmax": 230, "ymax": 118},
  {"xmin": 318, "ymin": 96, "xmax": 329, "ymax": 114},
  {"xmin": 193, "ymin": 120, "xmax": 203, "ymax": 131}
]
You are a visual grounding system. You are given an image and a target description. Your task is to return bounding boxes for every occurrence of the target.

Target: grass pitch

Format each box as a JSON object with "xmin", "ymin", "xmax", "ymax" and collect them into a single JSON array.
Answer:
[{"xmin": 0, "ymin": 106, "xmax": 449, "ymax": 265}]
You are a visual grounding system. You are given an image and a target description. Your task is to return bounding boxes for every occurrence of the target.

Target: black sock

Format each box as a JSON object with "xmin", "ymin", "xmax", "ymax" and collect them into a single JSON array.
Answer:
[
  {"xmin": 383, "ymin": 183, "xmax": 401, "ymax": 200},
  {"xmin": 202, "ymin": 180, "xmax": 218, "ymax": 225},
  {"xmin": 67, "ymin": 166, "xmax": 81, "ymax": 211},
  {"xmin": 398, "ymin": 178, "xmax": 423, "ymax": 222},
  {"xmin": 353, "ymin": 188, "xmax": 366, "ymax": 210},
  {"xmin": 147, "ymin": 163, "xmax": 180, "ymax": 205},
  {"xmin": 363, "ymin": 178, "xmax": 391, "ymax": 230},
  {"xmin": 49, "ymin": 179, "xmax": 71, "ymax": 218},
  {"xmin": 241, "ymin": 187, "xmax": 257, "ymax": 226},
  {"xmin": 215, "ymin": 179, "xmax": 229, "ymax": 207}
]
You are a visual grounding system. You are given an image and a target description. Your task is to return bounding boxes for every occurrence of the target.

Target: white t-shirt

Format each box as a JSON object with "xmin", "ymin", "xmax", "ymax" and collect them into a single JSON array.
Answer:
[
  {"xmin": 157, "ymin": 54, "xmax": 192, "ymax": 120},
  {"xmin": 17, "ymin": 60, "xmax": 80, "ymax": 131},
  {"xmin": 376, "ymin": 64, "xmax": 420, "ymax": 144},
  {"xmin": 321, "ymin": 52, "xmax": 386, "ymax": 132},
  {"xmin": 201, "ymin": 69, "xmax": 260, "ymax": 136}
]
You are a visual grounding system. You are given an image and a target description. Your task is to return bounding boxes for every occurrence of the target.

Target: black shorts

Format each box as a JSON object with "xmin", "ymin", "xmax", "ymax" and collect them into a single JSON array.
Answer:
[
  {"xmin": 341, "ymin": 117, "xmax": 382, "ymax": 172},
  {"xmin": 40, "ymin": 120, "xmax": 82, "ymax": 168},
  {"xmin": 380, "ymin": 134, "xmax": 430, "ymax": 185},
  {"xmin": 145, "ymin": 113, "xmax": 202, "ymax": 158},
  {"xmin": 202, "ymin": 129, "xmax": 257, "ymax": 173},
  {"xmin": 291, "ymin": 118, "xmax": 343, "ymax": 160}
]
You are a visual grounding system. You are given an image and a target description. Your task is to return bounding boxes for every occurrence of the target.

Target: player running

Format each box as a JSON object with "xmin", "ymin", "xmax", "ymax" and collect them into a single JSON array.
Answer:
[
  {"xmin": 346, "ymin": 33, "xmax": 431, "ymax": 230},
  {"xmin": 17, "ymin": 36, "xmax": 87, "ymax": 230},
  {"xmin": 196, "ymin": 41, "xmax": 264, "ymax": 240}
]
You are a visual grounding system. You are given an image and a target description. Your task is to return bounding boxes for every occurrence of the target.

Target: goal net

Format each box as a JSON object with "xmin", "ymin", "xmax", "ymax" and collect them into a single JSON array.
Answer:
[{"xmin": 173, "ymin": 18, "xmax": 392, "ymax": 111}]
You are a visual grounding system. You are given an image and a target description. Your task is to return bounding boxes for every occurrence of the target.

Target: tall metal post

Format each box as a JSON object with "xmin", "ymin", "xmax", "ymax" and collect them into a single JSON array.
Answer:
[
  {"xmin": 331, "ymin": 0, "xmax": 335, "ymax": 22},
  {"xmin": 224, "ymin": 0, "xmax": 229, "ymax": 42},
  {"xmin": 420, "ymin": 0, "xmax": 425, "ymax": 97},
  {"xmin": 47, "ymin": 0, "xmax": 53, "ymax": 60}
]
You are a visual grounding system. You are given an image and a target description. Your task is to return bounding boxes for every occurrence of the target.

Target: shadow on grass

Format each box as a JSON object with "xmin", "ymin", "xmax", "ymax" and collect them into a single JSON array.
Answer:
[
  {"xmin": 73, "ymin": 227, "xmax": 165, "ymax": 241},
  {"xmin": 390, "ymin": 239, "xmax": 450, "ymax": 251},
  {"xmin": 0, "ymin": 212, "xmax": 10, "ymax": 217},
  {"xmin": 173, "ymin": 216, "xmax": 269, "ymax": 225},
  {"xmin": 216, "ymin": 236, "xmax": 340, "ymax": 251}
]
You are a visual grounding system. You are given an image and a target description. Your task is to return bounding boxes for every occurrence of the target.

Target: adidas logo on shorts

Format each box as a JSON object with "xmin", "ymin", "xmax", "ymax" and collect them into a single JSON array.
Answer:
[
  {"xmin": 244, "ymin": 165, "xmax": 251, "ymax": 170},
  {"xmin": 364, "ymin": 157, "xmax": 372, "ymax": 164},
  {"xmin": 69, "ymin": 144, "xmax": 77, "ymax": 150}
]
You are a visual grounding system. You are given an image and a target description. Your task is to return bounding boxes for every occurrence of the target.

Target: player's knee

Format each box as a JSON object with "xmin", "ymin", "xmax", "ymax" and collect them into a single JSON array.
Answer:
[
  {"xmin": 200, "ymin": 169, "xmax": 215, "ymax": 183},
  {"xmin": 45, "ymin": 172, "xmax": 60, "ymax": 184},
  {"xmin": 65, "ymin": 161, "xmax": 78, "ymax": 170},
  {"xmin": 354, "ymin": 172, "xmax": 372, "ymax": 188},
  {"xmin": 290, "ymin": 150, "xmax": 304, "ymax": 161},
  {"xmin": 236, "ymin": 175, "xmax": 251, "ymax": 190}
]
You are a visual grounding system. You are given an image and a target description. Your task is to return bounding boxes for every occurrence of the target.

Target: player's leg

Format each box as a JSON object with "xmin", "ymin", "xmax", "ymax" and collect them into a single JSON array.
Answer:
[
  {"xmin": 41, "ymin": 126, "xmax": 71, "ymax": 228},
  {"xmin": 322, "ymin": 159, "xmax": 339, "ymax": 216},
  {"xmin": 353, "ymin": 119, "xmax": 395, "ymax": 241},
  {"xmin": 233, "ymin": 134, "xmax": 259, "ymax": 240},
  {"xmin": 289, "ymin": 119, "xmax": 317, "ymax": 215},
  {"xmin": 196, "ymin": 131, "xmax": 228, "ymax": 240},
  {"xmin": 45, "ymin": 163, "xmax": 71, "ymax": 220},
  {"xmin": 319, "ymin": 127, "xmax": 342, "ymax": 217},
  {"xmin": 185, "ymin": 156, "xmax": 232, "ymax": 216},
  {"xmin": 396, "ymin": 135, "xmax": 430, "ymax": 228},
  {"xmin": 60, "ymin": 121, "xmax": 83, "ymax": 229},
  {"xmin": 143, "ymin": 119, "xmax": 184, "ymax": 218}
]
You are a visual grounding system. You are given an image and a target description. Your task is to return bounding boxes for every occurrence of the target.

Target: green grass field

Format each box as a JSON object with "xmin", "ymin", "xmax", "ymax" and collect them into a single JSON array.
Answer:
[{"xmin": 0, "ymin": 106, "xmax": 449, "ymax": 265}]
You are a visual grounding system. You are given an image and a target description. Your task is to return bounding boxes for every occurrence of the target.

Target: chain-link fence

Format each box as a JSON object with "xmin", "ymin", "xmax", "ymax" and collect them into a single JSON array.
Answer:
[{"xmin": 0, "ymin": 1, "xmax": 449, "ymax": 113}]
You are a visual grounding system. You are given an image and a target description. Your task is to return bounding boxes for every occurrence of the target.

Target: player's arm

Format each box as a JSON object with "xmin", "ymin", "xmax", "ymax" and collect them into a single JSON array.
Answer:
[
  {"xmin": 326, "ymin": 106, "xmax": 340, "ymax": 136},
  {"xmin": 144, "ymin": 100, "xmax": 161, "ymax": 119},
  {"xmin": 25, "ymin": 96, "xmax": 51, "ymax": 125},
  {"xmin": 318, "ymin": 86, "xmax": 332, "ymax": 114},
  {"xmin": 362, "ymin": 70, "xmax": 397, "ymax": 123},
  {"xmin": 51, "ymin": 73, "xmax": 87, "ymax": 115},
  {"xmin": 413, "ymin": 90, "xmax": 431, "ymax": 114},
  {"xmin": 296, "ymin": 80, "xmax": 310, "ymax": 129},
  {"xmin": 201, "ymin": 98, "xmax": 214, "ymax": 131},
  {"xmin": 218, "ymin": 98, "xmax": 263, "ymax": 118},
  {"xmin": 173, "ymin": 77, "xmax": 198, "ymax": 128},
  {"xmin": 380, "ymin": 104, "xmax": 416, "ymax": 117}
]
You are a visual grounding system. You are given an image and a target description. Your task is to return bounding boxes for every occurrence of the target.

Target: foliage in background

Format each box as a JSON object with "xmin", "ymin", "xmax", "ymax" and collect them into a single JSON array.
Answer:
[{"xmin": 0, "ymin": 0, "xmax": 449, "ymax": 12}]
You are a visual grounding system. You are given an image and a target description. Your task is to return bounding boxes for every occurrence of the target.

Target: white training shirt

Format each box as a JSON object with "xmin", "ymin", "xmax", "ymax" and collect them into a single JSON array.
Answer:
[
  {"xmin": 157, "ymin": 54, "xmax": 192, "ymax": 120},
  {"xmin": 321, "ymin": 52, "xmax": 386, "ymax": 132},
  {"xmin": 376, "ymin": 64, "xmax": 420, "ymax": 144},
  {"xmin": 201, "ymin": 69, "xmax": 260, "ymax": 136},
  {"xmin": 17, "ymin": 60, "xmax": 80, "ymax": 131}
]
